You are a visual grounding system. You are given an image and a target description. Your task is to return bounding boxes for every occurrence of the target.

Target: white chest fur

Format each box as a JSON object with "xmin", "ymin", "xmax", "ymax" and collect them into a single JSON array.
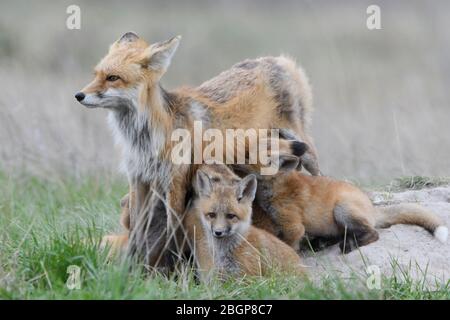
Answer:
[{"xmin": 107, "ymin": 109, "xmax": 170, "ymax": 184}]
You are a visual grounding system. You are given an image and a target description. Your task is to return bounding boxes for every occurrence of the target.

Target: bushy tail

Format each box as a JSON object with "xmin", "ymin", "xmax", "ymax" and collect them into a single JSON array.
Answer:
[{"xmin": 375, "ymin": 203, "xmax": 448, "ymax": 243}]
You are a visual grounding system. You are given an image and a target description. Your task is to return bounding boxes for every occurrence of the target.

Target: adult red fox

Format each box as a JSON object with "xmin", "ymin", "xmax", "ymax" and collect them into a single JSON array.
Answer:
[
  {"xmin": 184, "ymin": 164, "xmax": 305, "ymax": 281},
  {"xmin": 234, "ymin": 154, "xmax": 448, "ymax": 253},
  {"xmin": 75, "ymin": 32, "xmax": 317, "ymax": 266}
]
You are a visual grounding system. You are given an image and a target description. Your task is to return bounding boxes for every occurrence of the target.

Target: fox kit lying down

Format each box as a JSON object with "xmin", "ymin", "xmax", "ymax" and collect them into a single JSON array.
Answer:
[
  {"xmin": 236, "ymin": 155, "xmax": 449, "ymax": 253},
  {"xmin": 184, "ymin": 164, "xmax": 305, "ymax": 281}
]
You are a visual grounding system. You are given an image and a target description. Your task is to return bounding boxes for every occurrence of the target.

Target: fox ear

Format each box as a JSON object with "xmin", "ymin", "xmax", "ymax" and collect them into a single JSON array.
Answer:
[
  {"xmin": 110, "ymin": 32, "xmax": 140, "ymax": 51},
  {"xmin": 141, "ymin": 36, "xmax": 181, "ymax": 71},
  {"xmin": 277, "ymin": 154, "xmax": 300, "ymax": 172},
  {"xmin": 236, "ymin": 174, "xmax": 257, "ymax": 203},
  {"xmin": 118, "ymin": 31, "xmax": 140, "ymax": 43},
  {"xmin": 195, "ymin": 170, "xmax": 213, "ymax": 197}
]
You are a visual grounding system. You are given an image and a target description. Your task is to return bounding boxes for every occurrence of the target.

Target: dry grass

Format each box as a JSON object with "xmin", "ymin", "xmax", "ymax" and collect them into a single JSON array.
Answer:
[{"xmin": 1, "ymin": 0, "xmax": 450, "ymax": 185}]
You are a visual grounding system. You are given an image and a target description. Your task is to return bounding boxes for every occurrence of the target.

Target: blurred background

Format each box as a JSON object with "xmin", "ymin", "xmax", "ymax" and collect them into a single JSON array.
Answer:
[{"xmin": 0, "ymin": 0, "xmax": 449, "ymax": 185}]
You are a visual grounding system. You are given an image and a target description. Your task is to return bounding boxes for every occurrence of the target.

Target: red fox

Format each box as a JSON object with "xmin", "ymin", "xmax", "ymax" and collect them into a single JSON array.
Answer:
[
  {"xmin": 184, "ymin": 164, "xmax": 305, "ymax": 280},
  {"xmin": 75, "ymin": 32, "xmax": 318, "ymax": 265},
  {"xmin": 234, "ymin": 154, "xmax": 448, "ymax": 253}
]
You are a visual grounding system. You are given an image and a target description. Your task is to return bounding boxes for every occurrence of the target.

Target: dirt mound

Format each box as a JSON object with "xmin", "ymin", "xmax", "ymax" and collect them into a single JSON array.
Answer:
[{"xmin": 302, "ymin": 186, "xmax": 450, "ymax": 286}]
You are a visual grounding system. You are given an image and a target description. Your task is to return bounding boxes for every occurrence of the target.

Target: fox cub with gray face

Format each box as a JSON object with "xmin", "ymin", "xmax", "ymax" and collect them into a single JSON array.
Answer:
[
  {"xmin": 239, "ymin": 154, "xmax": 449, "ymax": 253},
  {"xmin": 184, "ymin": 164, "xmax": 305, "ymax": 281}
]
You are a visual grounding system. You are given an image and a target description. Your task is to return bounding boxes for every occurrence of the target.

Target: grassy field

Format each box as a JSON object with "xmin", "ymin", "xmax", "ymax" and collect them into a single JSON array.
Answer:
[{"xmin": 0, "ymin": 171, "xmax": 448, "ymax": 299}]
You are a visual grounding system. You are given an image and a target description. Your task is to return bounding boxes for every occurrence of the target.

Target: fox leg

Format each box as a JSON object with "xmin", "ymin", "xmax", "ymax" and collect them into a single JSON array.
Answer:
[
  {"xmin": 100, "ymin": 234, "xmax": 129, "ymax": 258},
  {"xmin": 119, "ymin": 193, "xmax": 131, "ymax": 231},
  {"xmin": 134, "ymin": 165, "xmax": 190, "ymax": 269},
  {"xmin": 276, "ymin": 205, "xmax": 306, "ymax": 251},
  {"xmin": 284, "ymin": 221, "xmax": 305, "ymax": 252},
  {"xmin": 100, "ymin": 190, "xmax": 132, "ymax": 254},
  {"xmin": 128, "ymin": 180, "xmax": 151, "ymax": 231},
  {"xmin": 224, "ymin": 135, "xmax": 305, "ymax": 167},
  {"xmin": 296, "ymin": 131, "xmax": 321, "ymax": 176},
  {"xmin": 127, "ymin": 180, "xmax": 174, "ymax": 268},
  {"xmin": 302, "ymin": 236, "xmax": 341, "ymax": 252},
  {"xmin": 333, "ymin": 204, "xmax": 379, "ymax": 254},
  {"xmin": 279, "ymin": 128, "xmax": 321, "ymax": 175},
  {"xmin": 300, "ymin": 144, "xmax": 321, "ymax": 176},
  {"xmin": 167, "ymin": 170, "xmax": 189, "ymax": 250}
]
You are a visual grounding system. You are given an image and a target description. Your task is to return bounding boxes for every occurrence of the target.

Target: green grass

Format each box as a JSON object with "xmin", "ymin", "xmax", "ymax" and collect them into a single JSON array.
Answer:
[{"xmin": 0, "ymin": 171, "xmax": 448, "ymax": 299}]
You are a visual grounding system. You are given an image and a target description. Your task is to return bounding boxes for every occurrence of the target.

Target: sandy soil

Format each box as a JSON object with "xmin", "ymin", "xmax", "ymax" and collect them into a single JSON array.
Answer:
[{"xmin": 302, "ymin": 186, "xmax": 450, "ymax": 286}]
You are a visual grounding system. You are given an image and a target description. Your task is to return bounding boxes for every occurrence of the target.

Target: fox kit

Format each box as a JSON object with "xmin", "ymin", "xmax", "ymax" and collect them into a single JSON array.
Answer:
[
  {"xmin": 236, "ymin": 155, "xmax": 448, "ymax": 253},
  {"xmin": 184, "ymin": 164, "xmax": 305, "ymax": 280},
  {"xmin": 75, "ymin": 31, "xmax": 318, "ymax": 265}
]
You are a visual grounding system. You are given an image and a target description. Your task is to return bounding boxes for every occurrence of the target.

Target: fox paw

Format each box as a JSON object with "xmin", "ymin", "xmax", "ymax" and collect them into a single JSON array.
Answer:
[{"xmin": 339, "ymin": 238, "xmax": 358, "ymax": 254}]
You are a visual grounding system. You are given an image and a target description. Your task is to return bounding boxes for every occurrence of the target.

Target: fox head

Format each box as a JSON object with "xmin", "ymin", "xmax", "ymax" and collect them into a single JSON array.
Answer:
[
  {"xmin": 75, "ymin": 32, "xmax": 181, "ymax": 110},
  {"xmin": 193, "ymin": 166, "xmax": 257, "ymax": 239}
]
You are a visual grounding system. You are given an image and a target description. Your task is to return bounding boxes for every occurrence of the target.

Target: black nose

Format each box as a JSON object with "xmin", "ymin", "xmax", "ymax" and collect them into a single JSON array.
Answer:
[
  {"xmin": 75, "ymin": 92, "xmax": 85, "ymax": 102},
  {"xmin": 214, "ymin": 230, "xmax": 223, "ymax": 237}
]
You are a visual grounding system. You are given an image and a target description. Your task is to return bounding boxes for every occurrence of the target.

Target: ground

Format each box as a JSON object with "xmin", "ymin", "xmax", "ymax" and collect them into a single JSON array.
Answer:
[
  {"xmin": 304, "ymin": 184, "xmax": 450, "ymax": 289},
  {"xmin": 0, "ymin": 173, "xmax": 448, "ymax": 299}
]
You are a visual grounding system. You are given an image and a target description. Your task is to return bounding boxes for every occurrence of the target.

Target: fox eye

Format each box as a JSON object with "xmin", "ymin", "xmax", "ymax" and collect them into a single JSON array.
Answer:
[
  {"xmin": 226, "ymin": 213, "xmax": 238, "ymax": 220},
  {"xmin": 106, "ymin": 75, "xmax": 120, "ymax": 82},
  {"xmin": 207, "ymin": 212, "xmax": 216, "ymax": 219}
]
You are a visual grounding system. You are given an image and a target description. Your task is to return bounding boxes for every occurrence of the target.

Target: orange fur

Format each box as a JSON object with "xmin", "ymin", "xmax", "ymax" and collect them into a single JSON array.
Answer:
[
  {"xmin": 78, "ymin": 33, "xmax": 318, "ymax": 264},
  {"xmin": 254, "ymin": 162, "xmax": 447, "ymax": 253},
  {"xmin": 184, "ymin": 164, "xmax": 304, "ymax": 281}
]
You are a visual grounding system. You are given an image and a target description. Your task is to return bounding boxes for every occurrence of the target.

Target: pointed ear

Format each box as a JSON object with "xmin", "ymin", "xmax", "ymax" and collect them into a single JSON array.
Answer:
[
  {"xmin": 110, "ymin": 32, "xmax": 140, "ymax": 51},
  {"xmin": 118, "ymin": 31, "xmax": 140, "ymax": 43},
  {"xmin": 195, "ymin": 170, "xmax": 213, "ymax": 197},
  {"xmin": 236, "ymin": 174, "xmax": 257, "ymax": 203},
  {"xmin": 277, "ymin": 154, "xmax": 300, "ymax": 172},
  {"xmin": 141, "ymin": 36, "xmax": 181, "ymax": 71}
]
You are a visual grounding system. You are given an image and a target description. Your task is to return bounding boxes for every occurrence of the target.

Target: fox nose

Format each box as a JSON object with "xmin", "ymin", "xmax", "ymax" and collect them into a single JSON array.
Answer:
[
  {"xmin": 214, "ymin": 230, "xmax": 224, "ymax": 237},
  {"xmin": 75, "ymin": 92, "xmax": 85, "ymax": 102}
]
